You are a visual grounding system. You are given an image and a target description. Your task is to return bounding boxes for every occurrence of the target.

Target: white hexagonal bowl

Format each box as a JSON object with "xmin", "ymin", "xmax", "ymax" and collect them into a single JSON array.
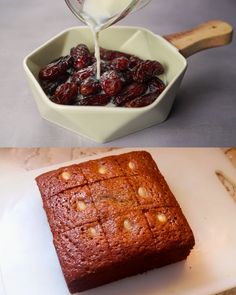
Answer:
[{"xmin": 23, "ymin": 26, "xmax": 188, "ymax": 143}]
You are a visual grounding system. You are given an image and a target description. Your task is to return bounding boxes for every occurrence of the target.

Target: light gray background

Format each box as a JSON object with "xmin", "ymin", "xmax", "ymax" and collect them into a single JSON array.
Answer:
[{"xmin": 0, "ymin": 0, "xmax": 235, "ymax": 147}]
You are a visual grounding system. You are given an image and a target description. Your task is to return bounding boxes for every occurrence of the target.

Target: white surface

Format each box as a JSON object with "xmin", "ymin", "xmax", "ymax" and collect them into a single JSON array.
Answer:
[{"xmin": 1, "ymin": 148, "xmax": 236, "ymax": 295}]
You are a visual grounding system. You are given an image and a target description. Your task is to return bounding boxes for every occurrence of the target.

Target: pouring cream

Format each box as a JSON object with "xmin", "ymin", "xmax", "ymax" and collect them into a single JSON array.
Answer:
[
  {"xmin": 81, "ymin": 0, "xmax": 133, "ymax": 30},
  {"xmin": 78, "ymin": 0, "xmax": 133, "ymax": 78}
]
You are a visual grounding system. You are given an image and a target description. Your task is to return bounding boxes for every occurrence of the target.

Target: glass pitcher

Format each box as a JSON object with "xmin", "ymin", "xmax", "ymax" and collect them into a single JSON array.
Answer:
[{"xmin": 65, "ymin": 0, "xmax": 152, "ymax": 31}]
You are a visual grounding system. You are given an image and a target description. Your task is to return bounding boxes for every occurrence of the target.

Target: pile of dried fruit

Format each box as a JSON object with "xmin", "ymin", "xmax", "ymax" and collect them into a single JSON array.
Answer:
[{"xmin": 38, "ymin": 44, "xmax": 166, "ymax": 108}]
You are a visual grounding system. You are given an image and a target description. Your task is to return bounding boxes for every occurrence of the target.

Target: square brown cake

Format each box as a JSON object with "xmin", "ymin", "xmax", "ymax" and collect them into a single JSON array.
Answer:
[{"xmin": 35, "ymin": 151, "xmax": 195, "ymax": 293}]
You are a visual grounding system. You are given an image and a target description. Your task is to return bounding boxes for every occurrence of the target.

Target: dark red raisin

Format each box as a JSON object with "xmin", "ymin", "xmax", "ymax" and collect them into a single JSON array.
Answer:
[
  {"xmin": 112, "ymin": 57, "xmax": 129, "ymax": 71},
  {"xmin": 75, "ymin": 94, "xmax": 110, "ymax": 106},
  {"xmin": 40, "ymin": 73, "xmax": 69, "ymax": 96},
  {"xmin": 100, "ymin": 70, "xmax": 122, "ymax": 96},
  {"xmin": 148, "ymin": 77, "xmax": 166, "ymax": 94},
  {"xmin": 51, "ymin": 83, "xmax": 78, "ymax": 105},
  {"xmin": 70, "ymin": 44, "xmax": 92, "ymax": 70},
  {"xmin": 71, "ymin": 64, "xmax": 96, "ymax": 84},
  {"xmin": 113, "ymin": 82, "xmax": 147, "ymax": 106},
  {"xmin": 100, "ymin": 48, "xmax": 131, "ymax": 61},
  {"xmin": 79, "ymin": 77, "xmax": 101, "ymax": 96},
  {"xmin": 39, "ymin": 56, "xmax": 73, "ymax": 81},
  {"xmin": 126, "ymin": 93, "xmax": 158, "ymax": 108},
  {"xmin": 132, "ymin": 60, "xmax": 164, "ymax": 83}
]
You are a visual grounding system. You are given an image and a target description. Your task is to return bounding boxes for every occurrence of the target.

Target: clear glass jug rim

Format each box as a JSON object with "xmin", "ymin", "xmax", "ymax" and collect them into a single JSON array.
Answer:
[{"xmin": 65, "ymin": 0, "xmax": 151, "ymax": 31}]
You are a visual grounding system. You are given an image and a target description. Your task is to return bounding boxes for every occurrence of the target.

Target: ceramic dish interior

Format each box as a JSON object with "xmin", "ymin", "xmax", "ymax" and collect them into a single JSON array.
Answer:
[{"xmin": 23, "ymin": 26, "xmax": 187, "ymax": 143}]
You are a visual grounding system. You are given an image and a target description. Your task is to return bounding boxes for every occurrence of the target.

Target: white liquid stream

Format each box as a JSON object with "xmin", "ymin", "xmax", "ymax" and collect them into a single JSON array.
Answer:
[{"xmin": 80, "ymin": 0, "xmax": 133, "ymax": 79}]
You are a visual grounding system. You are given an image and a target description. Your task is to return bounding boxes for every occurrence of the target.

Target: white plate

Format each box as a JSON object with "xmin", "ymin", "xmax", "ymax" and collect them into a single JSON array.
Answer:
[{"xmin": 1, "ymin": 148, "xmax": 236, "ymax": 295}]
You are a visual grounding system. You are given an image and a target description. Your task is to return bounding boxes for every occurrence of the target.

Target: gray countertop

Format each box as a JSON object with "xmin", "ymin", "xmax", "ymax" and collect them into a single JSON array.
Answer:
[{"xmin": 0, "ymin": 0, "xmax": 236, "ymax": 147}]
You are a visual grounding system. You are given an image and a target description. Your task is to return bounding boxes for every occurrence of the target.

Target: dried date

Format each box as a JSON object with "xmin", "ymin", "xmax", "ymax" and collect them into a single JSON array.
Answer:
[
  {"xmin": 100, "ymin": 60, "xmax": 113, "ymax": 73},
  {"xmin": 100, "ymin": 48, "xmax": 131, "ymax": 61},
  {"xmin": 148, "ymin": 77, "xmax": 166, "ymax": 94},
  {"xmin": 51, "ymin": 82, "xmax": 78, "ymax": 105},
  {"xmin": 125, "ymin": 93, "xmax": 158, "ymax": 108},
  {"xmin": 70, "ymin": 44, "xmax": 92, "ymax": 70},
  {"xmin": 39, "ymin": 56, "xmax": 73, "ymax": 81},
  {"xmin": 132, "ymin": 60, "xmax": 164, "ymax": 83},
  {"xmin": 71, "ymin": 64, "xmax": 96, "ymax": 84},
  {"xmin": 112, "ymin": 56, "xmax": 129, "ymax": 71},
  {"xmin": 100, "ymin": 70, "xmax": 122, "ymax": 96},
  {"xmin": 79, "ymin": 77, "xmax": 101, "ymax": 96},
  {"xmin": 129, "ymin": 56, "xmax": 142, "ymax": 69},
  {"xmin": 120, "ymin": 71, "xmax": 133, "ymax": 85},
  {"xmin": 40, "ymin": 73, "xmax": 69, "ymax": 96},
  {"xmin": 75, "ymin": 94, "xmax": 110, "ymax": 106},
  {"xmin": 113, "ymin": 82, "xmax": 147, "ymax": 106}
]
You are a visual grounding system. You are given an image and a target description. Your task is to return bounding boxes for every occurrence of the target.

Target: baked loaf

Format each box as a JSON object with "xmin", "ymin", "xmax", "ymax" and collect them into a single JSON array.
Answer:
[{"xmin": 35, "ymin": 151, "xmax": 195, "ymax": 293}]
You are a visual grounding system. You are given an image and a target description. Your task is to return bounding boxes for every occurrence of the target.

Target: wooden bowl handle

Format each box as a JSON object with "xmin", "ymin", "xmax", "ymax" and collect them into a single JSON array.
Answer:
[{"xmin": 164, "ymin": 20, "xmax": 233, "ymax": 58}]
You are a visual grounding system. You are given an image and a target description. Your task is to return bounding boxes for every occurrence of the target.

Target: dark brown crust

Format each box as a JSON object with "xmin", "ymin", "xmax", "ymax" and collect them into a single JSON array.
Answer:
[
  {"xmin": 35, "ymin": 151, "xmax": 195, "ymax": 293},
  {"xmin": 89, "ymin": 177, "xmax": 139, "ymax": 220},
  {"xmin": 42, "ymin": 186, "xmax": 99, "ymax": 234},
  {"xmin": 35, "ymin": 164, "xmax": 87, "ymax": 198}
]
